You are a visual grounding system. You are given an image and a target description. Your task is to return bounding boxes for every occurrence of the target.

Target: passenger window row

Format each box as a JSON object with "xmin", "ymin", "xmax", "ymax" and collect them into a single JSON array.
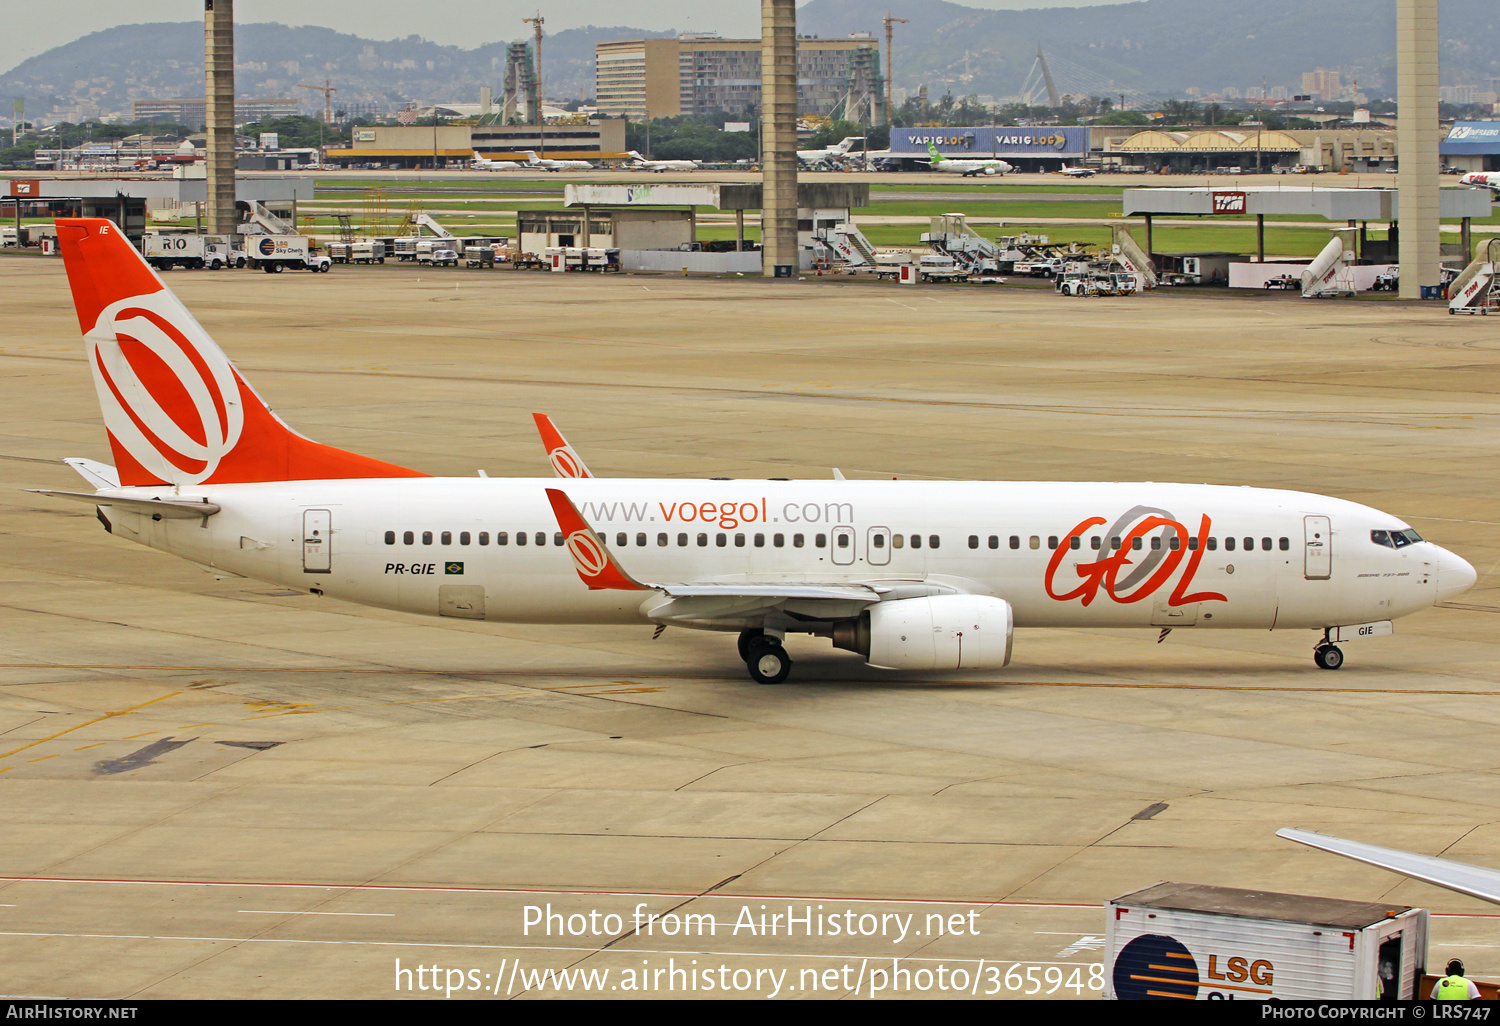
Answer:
[
  {"xmin": 386, "ymin": 530, "xmax": 564, "ymax": 547},
  {"xmin": 965, "ymin": 534, "xmax": 1294, "ymax": 553},
  {"xmin": 382, "ymin": 530, "xmax": 840, "ymax": 549}
]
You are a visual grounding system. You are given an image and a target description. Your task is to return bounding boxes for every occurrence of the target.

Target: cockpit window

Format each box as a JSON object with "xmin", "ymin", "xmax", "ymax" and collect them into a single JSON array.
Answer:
[
  {"xmin": 1373, "ymin": 528, "xmax": 1423, "ymax": 549},
  {"xmin": 1371, "ymin": 530, "xmax": 1392, "ymax": 548}
]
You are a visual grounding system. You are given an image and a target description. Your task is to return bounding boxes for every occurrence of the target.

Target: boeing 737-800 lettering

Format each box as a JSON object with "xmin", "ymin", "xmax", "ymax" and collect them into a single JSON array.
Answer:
[{"xmin": 35, "ymin": 218, "xmax": 1476, "ymax": 683}]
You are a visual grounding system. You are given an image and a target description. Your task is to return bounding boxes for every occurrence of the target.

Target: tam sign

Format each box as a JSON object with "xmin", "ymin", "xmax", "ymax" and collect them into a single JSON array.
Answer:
[{"xmin": 1211, "ymin": 191, "xmax": 1247, "ymax": 214}]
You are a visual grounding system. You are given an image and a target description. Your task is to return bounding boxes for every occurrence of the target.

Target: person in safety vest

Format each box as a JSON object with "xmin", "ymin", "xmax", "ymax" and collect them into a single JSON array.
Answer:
[{"xmin": 1434, "ymin": 959, "xmax": 1480, "ymax": 1000}]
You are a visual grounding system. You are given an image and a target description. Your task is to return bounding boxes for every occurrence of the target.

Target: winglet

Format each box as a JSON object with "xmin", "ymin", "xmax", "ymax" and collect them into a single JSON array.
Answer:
[
  {"xmin": 532, "ymin": 413, "xmax": 593, "ymax": 479},
  {"xmin": 544, "ymin": 488, "xmax": 650, "ymax": 591}
]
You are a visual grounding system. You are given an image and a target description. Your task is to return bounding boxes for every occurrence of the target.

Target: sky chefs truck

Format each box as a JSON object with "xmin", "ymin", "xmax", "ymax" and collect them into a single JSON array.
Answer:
[
  {"xmin": 1106, "ymin": 882, "xmax": 1428, "ymax": 1000},
  {"xmin": 247, "ymin": 234, "xmax": 331, "ymax": 273}
]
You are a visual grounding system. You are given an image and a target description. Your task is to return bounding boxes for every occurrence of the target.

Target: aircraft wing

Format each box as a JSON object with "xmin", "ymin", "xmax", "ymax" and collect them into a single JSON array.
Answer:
[
  {"xmin": 1277, "ymin": 827, "xmax": 1500, "ymax": 905},
  {"xmin": 544, "ymin": 487, "xmax": 887, "ymax": 623}
]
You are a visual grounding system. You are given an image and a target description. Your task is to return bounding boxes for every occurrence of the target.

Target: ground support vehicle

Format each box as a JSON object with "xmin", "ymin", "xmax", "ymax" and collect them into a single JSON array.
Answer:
[
  {"xmin": 142, "ymin": 233, "xmax": 243, "ymax": 270},
  {"xmin": 1106, "ymin": 882, "xmax": 1428, "ymax": 1000},
  {"xmin": 246, "ymin": 235, "xmax": 330, "ymax": 273},
  {"xmin": 916, "ymin": 254, "xmax": 969, "ymax": 283},
  {"xmin": 1263, "ymin": 274, "xmax": 1300, "ymax": 290}
]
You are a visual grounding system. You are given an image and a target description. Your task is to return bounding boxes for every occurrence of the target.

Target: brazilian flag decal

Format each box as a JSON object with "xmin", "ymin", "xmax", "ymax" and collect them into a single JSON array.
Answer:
[{"xmin": 444, "ymin": 561, "xmax": 464, "ymax": 575}]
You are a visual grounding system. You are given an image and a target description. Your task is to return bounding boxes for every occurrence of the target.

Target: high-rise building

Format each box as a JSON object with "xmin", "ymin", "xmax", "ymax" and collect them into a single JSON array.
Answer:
[
  {"xmin": 130, "ymin": 98, "xmax": 300, "ymax": 126},
  {"xmin": 596, "ymin": 34, "xmax": 882, "ymax": 120},
  {"xmin": 1301, "ymin": 69, "xmax": 1343, "ymax": 101}
]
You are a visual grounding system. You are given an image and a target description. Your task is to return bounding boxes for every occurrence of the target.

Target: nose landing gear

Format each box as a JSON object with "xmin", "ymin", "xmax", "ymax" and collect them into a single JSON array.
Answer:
[{"xmin": 739, "ymin": 629, "xmax": 791, "ymax": 684}]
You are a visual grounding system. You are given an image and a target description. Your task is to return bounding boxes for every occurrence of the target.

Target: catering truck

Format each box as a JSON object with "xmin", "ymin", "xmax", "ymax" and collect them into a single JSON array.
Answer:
[
  {"xmin": 246, "ymin": 234, "xmax": 331, "ymax": 273},
  {"xmin": 1106, "ymin": 882, "xmax": 1428, "ymax": 1000}
]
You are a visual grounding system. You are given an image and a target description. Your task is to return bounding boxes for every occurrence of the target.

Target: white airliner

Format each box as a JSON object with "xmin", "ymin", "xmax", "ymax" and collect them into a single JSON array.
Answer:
[
  {"xmin": 36, "ymin": 217, "xmax": 1477, "ymax": 684},
  {"xmin": 798, "ymin": 137, "xmax": 863, "ymax": 167},
  {"xmin": 923, "ymin": 141, "xmax": 1013, "ymax": 177},
  {"xmin": 470, "ymin": 150, "xmax": 522, "ymax": 171},
  {"xmin": 1459, "ymin": 171, "xmax": 1500, "ymax": 194},
  {"xmin": 1056, "ymin": 164, "xmax": 1098, "ymax": 178},
  {"xmin": 624, "ymin": 151, "xmax": 700, "ymax": 172},
  {"xmin": 521, "ymin": 151, "xmax": 593, "ymax": 172}
]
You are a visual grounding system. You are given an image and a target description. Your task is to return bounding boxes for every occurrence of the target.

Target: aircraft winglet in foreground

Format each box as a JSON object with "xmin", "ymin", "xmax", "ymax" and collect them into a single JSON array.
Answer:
[
  {"xmin": 36, "ymin": 217, "xmax": 1476, "ymax": 683},
  {"xmin": 1279, "ymin": 828, "xmax": 1500, "ymax": 907}
]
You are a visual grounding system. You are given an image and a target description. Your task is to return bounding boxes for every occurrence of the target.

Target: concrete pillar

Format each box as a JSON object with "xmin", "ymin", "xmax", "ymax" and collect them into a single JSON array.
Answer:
[
  {"xmin": 1396, "ymin": 0, "xmax": 1440, "ymax": 299},
  {"xmin": 736, "ymin": 208, "xmax": 745, "ymax": 251},
  {"xmin": 760, "ymin": 0, "xmax": 798, "ymax": 277},
  {"xmin": 204, "ymin": 0, "xmax": 237, "ymax": 238}
]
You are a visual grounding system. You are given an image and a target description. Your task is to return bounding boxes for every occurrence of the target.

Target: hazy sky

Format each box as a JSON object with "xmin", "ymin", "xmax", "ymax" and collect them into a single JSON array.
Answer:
[{"xmin": 2, "ymin": 0, "xmax": 1127, "ymax": 75}]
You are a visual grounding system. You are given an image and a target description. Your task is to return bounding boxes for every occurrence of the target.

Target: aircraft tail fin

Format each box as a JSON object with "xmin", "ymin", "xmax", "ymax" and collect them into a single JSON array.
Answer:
[{"xmin": 54, "ymin": 218, "xmax": 427, "ymax": 487}]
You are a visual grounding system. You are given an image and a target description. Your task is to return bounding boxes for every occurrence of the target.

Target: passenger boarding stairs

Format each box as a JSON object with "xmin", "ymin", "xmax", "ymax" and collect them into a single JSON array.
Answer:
[
  {"xmin": 1302, "ymin": 229, "xmax": 1358, "ymax": 298},
  {"xmin": 240, "ymin": 199, "xmax": 297, "ymax": 236},
  {"xmin": 1111, "ymin": 226, "xmax": 1158, "ymax": 289},
  {"xmin": 815, "ymin": 222, "xmax": 880, "ymax": 268},
  {"xmin": 921, "ymin": 213, "xmax": 1002, "ymax": 273},
  {"xmin": 1449, "ymin": 239, "xmax": 1498, "ymax": 315}
]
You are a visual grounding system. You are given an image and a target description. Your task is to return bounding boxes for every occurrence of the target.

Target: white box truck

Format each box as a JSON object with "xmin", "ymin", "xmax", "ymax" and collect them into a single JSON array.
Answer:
[
  {"xmin": 246, "ymin": 234, "xmax": 331, "ymax": 273},
  {"xmin": 142, "ymin": 233, "xmax": 244, "ymax": 270},
  {"xmin": 1106, "ymin": 882, "xmax": 1428, "ymax": 1000}
]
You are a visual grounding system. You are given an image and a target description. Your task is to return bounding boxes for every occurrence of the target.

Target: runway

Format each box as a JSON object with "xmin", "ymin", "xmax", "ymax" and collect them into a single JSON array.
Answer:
[{"xmin": 1, "ymin": 251, "xmax": 1497, "ymax": 997}]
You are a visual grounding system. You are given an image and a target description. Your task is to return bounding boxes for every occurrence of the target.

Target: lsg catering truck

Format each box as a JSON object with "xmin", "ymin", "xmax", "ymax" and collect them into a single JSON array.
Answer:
[{"xmin": 1106, "ymin": 882, "xmax": 1428, "ymax": 1000}]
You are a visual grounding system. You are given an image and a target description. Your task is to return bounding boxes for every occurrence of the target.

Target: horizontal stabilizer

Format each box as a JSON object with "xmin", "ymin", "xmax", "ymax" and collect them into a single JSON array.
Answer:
[
  {"xmin": 30, "ymin": 489, "xmax": 220, "ymax": 519},
  {"xmin": 63, "ymin": 457, "xmax": 120, "ymax": 489},
  {"xmin": 1278, "ymin": 827, "xmax": 1500, "ymax": 906}
]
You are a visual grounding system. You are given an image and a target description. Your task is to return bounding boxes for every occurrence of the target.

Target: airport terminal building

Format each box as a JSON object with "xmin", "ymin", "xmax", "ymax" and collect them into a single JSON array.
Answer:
[
  {"xmin": 888, "ymin": 127, "xmax": 1090, "ymax": 172},
  {"xmin": 325, "ymin": 121, "xmax": 629, "ymax": 169},
  {"xmin": 1441, "ymin": 121, "xmax": 1500, "ymax": 172}
]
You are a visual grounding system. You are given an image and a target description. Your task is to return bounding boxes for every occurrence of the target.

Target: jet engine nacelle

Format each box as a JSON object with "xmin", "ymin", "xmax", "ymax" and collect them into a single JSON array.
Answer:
[{"xmin": 833, "ymin": 595, "xmax": 1014, "ymax": 670}]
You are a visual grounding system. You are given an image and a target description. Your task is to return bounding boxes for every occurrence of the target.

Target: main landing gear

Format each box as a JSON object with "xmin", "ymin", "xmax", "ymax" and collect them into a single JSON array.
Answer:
[
  {"xmin": 738, "ymin": 629, "xmax": 791, "ymax": 685},
  {"xmin": 1314, "ymin": 630, "xmax": 1345, "ymax": 671}
]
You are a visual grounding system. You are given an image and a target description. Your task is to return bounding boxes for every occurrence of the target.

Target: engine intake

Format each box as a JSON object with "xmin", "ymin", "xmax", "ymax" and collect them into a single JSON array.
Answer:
[{"xmin": 834, "ymin": 595, "xmax": 1014, "ymax": 670}]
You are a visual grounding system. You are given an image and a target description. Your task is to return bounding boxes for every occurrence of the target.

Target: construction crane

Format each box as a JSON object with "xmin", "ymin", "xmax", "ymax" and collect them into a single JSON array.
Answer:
[
  {"xmin": 522, "ymin": 11, "xmax": 545, "ymax": 148},
  {"xmin": 883, "ymin": 12, "xmax": 908, "ymax": 123},
  {"xmin": 298, "ymin": 80, "xmax": 337, "ymax": 123}
]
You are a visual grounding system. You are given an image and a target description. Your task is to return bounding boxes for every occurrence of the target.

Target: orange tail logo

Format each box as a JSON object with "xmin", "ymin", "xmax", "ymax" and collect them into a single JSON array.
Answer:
[{"xmin": 55, "ymin": 218, "xmax": 426, "ymax": 486}]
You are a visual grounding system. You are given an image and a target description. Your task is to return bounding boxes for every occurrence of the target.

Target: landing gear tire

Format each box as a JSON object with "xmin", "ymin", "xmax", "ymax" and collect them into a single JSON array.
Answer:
[
  {"xmin": 745, "ymin": 637, "xmax": 791, "ymax": 685},
  {"xmin": 1314, "ymin": 644, "xmax": 1344, "ymax": 670},
  {"xmin": 736, "ymin": 629, "xmax": 764, "ymax": 663}
]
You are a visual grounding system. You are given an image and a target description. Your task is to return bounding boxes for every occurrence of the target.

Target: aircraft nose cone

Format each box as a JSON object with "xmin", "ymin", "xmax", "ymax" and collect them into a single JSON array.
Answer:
[{"xmin": 1436, "ymin": 548, "xmax": 1478, "ymax": 603}]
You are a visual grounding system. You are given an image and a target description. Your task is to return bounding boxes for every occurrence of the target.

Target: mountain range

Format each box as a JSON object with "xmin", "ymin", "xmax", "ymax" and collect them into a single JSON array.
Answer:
[{"xmin": 2, "ymin": 0, "xmax": 1496, "ymax": 122}]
